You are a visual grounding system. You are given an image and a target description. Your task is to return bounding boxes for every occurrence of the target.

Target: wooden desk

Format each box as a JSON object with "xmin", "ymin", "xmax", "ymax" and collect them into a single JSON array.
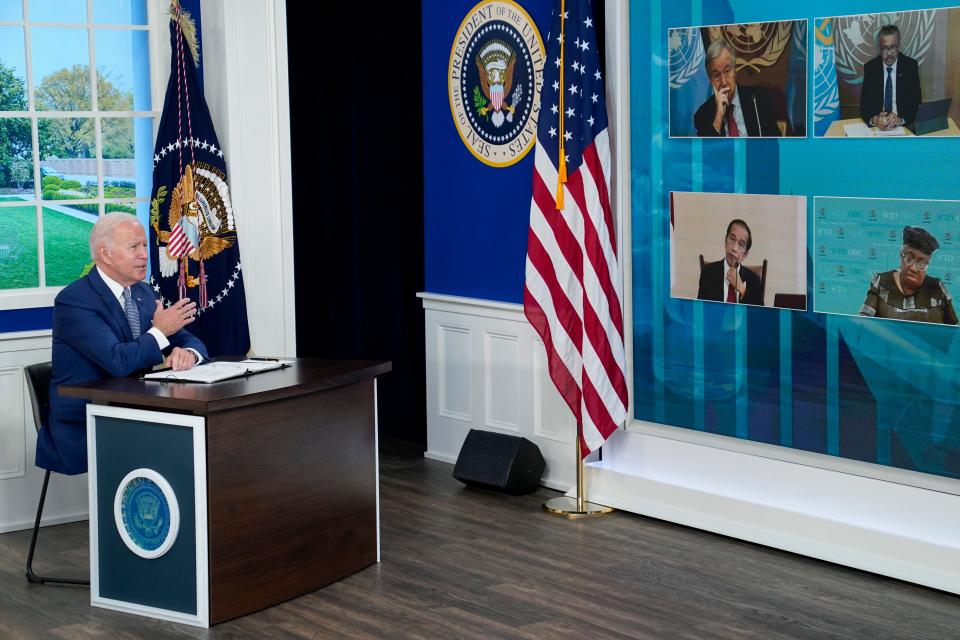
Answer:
[
  {"xmin": 62, "ymin": 358, "xmax": 391, "ymax": 627},
  {"xmin": 823, "ymin": 116, "xmax": 960, "ymax": 137}
]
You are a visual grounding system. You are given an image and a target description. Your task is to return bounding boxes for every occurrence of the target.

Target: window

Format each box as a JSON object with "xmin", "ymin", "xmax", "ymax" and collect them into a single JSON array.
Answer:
[{"xmin": 0, "ymin": 0, "xmax": 155, "ymax": 304}]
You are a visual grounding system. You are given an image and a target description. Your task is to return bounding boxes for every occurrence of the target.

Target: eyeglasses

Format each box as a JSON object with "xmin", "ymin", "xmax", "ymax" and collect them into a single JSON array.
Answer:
[
  {"xmin": 880, "ymin": 45, "xmax": 899, "ymax": 54},
  {"xmin": 901, "ymin": 251, "xmax": 929, "ymax": 271}
]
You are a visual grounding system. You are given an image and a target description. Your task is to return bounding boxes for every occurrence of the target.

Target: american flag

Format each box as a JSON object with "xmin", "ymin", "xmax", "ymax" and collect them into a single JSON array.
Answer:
[
  {"xmin": 166, "ymin": 221, "xmax": 197, "ymax": 257},
  {"xmin": 524, "ymin": 0, "xmax": 628, "ymax": 457}
]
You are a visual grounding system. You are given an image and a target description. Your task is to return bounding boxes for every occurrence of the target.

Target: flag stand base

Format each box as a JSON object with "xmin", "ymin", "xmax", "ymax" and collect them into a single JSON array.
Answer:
[
  {"xmin": 542, "ymin": 438, "xmax": 614, "ymax": 519},
  {"xmin": 543, "ymin": 496, "xmax": 613, "ymax": 519}
]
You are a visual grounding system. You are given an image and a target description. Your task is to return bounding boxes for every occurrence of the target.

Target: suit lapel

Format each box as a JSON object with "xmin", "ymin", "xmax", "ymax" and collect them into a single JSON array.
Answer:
[
  {"xmin": 741, "ymin": 88, "xmax": 758, "ymax": 137},
  {"xmin": 88, "ymin": 268, "xmax": 133, "ymax": 341}
]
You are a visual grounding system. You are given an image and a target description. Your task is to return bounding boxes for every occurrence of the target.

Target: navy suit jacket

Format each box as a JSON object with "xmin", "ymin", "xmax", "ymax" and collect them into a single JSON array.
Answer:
[
  {"xmin": 696, "ymin": 259, "xmax": 764, "ymax": 306},
  {"xmin": 859, "ymin": 53, "xmax": 922, "ymax": 126},
  {"xmin": 36, "ymin": 269, "xmax": 208, "ymax": 475}
]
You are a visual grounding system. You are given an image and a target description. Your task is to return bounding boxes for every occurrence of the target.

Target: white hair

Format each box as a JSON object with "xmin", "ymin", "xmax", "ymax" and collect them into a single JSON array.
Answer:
[
  {"xmin": 705, "ymin": 39, "xmax": 737, "ymax": 70},
  {"xmin": 89, "ymin": 212, "xmax": 142, "ymax": 261}
]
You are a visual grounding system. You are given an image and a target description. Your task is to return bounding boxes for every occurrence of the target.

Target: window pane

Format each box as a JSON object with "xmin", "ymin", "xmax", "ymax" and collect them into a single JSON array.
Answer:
[
  {"xmin": 0, "ymin": 118, "xmax": 35, "ymax": 200},
  {"xmin": 0, "ymin": 205, "xmax": 39, "ymax": 288},
  {"xmin": 29, "ymin": 0, "xmax": 87, "ymax": 23},
  {"xmin": 0, "ymin": 26, "xmax": 27, "ymax": 110},
  {"xmin": 94, "ymin": 0, "xmax": 147, "ymax": 25},
  {"xmin": 95, "ymin": 29, "xmax": 148, "ymax": 110},
  {"xmin": 0, "ymin": 0, "xmax": 23, "ymax": 21},
  {"xmin": 32, "ymin": 27, "xmax": 90, "ymax": 110},
  {"xmin": 102, "ymin": 116, "xmax": 151, "ymax": 197},
  {"xmin": 104, "ymin": 200, "xmax": 136, "ymax": 214},
  {"xmin": 43, "ymin": 204, "xmax": 94, "ymax": 286},
  {"xmin": 39, "ymin": 116, "xmax": 96, "ymax": 205}
]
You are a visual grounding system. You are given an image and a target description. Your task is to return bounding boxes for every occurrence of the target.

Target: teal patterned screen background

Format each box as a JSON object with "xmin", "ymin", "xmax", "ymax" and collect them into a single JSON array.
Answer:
[{"xmin": 630, "ymin": 0, "xmax": 960, "ymax": 480}]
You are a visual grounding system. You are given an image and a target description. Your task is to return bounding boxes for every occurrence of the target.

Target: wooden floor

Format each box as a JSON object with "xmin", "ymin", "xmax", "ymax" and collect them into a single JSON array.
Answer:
[{"xmin": 2, "ymin": 439, "xmax": 959, "ymax": 639}]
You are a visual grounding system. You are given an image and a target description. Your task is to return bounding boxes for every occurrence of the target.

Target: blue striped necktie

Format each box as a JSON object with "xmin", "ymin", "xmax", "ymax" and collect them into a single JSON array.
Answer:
[
  {"xmin": 883, "ymin": 66, "xmax": 893, "ymax": 113},
  {"xmin": 123, "ymin": 287, "xmax": 141, "ymax": 339}
]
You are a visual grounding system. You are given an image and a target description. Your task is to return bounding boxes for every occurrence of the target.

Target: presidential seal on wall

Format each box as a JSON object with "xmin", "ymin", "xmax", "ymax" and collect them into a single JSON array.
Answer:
[
  {"xmin": 113, "ymin": 468, "xmax": 181, "ymax": 559},
  {"xmin": 449, "ymin": 0, "xmax": 545, "ymax": 167}
]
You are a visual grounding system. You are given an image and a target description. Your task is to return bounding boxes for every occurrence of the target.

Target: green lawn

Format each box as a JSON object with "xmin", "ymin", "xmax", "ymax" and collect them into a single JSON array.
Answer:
[{"xmin": 0, "ymin": 205, "xmax": 94, "ymax": 289}]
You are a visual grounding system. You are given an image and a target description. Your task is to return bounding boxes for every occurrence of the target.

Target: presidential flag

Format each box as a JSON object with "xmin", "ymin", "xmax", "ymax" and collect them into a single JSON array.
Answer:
[
  {"xmin": 149, "ymin": 7, "xmax": 249, "ymax": 357},
  {"xmin": 524, "ymin": 0, "xmax": 629, "ymax": 457}
]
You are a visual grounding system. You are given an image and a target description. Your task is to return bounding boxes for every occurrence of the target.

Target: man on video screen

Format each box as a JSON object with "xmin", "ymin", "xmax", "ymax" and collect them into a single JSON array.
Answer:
[
  {"xmin": 693, "ymin": 39, "xmax": 780, "ymax": 137},
  {"xmin": 697, "ymin": 219, "xmax": 764, "ymax": 305}
]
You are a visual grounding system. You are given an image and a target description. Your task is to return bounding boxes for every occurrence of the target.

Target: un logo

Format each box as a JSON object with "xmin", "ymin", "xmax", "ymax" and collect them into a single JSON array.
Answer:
[
  {"xmin": 448, "ymin": 0, "xmax": 544, "ymax": 167},
  {"xmin": 114, "ymin": 468, "xmax": 180, "ymax": 559}
]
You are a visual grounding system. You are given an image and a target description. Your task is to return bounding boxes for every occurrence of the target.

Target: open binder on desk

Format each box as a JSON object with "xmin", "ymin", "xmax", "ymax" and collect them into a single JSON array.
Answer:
[{"xmin": 142, "ymin": 359, "xmax": 294, "ymax": 383}]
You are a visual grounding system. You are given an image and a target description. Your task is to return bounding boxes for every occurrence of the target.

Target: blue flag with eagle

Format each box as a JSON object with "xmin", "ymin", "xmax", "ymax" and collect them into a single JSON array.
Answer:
[{"xmin": 149, "ymin": 6, "xmax": 249, "ymax": 357}]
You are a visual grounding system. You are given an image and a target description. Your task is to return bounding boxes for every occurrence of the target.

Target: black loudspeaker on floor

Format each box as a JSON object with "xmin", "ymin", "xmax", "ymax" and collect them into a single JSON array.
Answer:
[{"xmin": 452, "ymin": 429, "xmax": 546, "ymax": 495}]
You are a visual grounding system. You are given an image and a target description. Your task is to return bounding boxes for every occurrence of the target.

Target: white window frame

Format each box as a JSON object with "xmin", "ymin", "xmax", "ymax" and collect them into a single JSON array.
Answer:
[{"xmin": 0, "ymin": 0, "xmax": 168, "ymax": 310}]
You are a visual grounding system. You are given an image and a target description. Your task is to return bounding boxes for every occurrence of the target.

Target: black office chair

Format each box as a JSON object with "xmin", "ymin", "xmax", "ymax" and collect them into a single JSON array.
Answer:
[{"xmin": 23, "ymin": 362, "xmax": 89, "ymax": 586}]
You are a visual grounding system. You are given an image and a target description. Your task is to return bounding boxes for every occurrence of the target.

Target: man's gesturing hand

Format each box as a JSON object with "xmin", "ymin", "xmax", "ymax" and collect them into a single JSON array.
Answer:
[{"xmin": 152, "ymin": 298, "xmax": 197, "ymax": 336}]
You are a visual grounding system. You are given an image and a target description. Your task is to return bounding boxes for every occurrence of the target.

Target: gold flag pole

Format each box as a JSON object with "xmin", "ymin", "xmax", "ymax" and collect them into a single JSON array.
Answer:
[
  {"xmin": 540, "ymin": 0, "xmax": 612, "ymax": 520},
  {"xmin": 543, "ymin": 435, "xmax": 613, "ymax": 518}
]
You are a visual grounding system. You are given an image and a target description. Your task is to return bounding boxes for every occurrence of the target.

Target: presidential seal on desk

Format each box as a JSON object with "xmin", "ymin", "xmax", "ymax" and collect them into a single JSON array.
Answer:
[{"xmin": 114, "ymin": 468, "xmax": 181, "ymax": 559}]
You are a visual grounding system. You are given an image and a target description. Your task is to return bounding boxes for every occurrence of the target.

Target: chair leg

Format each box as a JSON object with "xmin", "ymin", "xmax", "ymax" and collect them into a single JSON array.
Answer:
[{"xmin": 25, "ymin": 470, "xmax": 89, "ymax": 586}]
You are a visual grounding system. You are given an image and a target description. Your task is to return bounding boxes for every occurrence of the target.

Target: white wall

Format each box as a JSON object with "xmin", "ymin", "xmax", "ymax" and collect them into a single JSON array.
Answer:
[{"xmin": 200, "ymin": 0, "xmax": 296, "ymax": 358}]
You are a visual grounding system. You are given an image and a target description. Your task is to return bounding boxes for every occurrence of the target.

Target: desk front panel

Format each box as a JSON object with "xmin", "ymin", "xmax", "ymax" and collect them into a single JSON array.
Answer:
[{"xmin": 206, "ymin": 378, "xmax": 378, "ymax": 623}]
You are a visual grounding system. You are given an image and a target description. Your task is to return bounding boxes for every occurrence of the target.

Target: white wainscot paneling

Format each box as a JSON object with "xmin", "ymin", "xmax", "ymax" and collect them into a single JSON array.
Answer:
[
  {"xmin": 420, "ymin": 294, "xmax": 575, "ymax": 491},
  {"xmin": 483, "ymin": 331, "xmax": 520, "ymax": 432},
  {"xmin": 532, "ymin": 338, "xmax": 574, "ymax": 444},
  {"xmin": 0, "ymin": 332, "xmax": 88, "ymax": 533},
  {"xmin": 438, "ymin": 324, "xmax": 472, "ymax": 422},
  {"xmin": 0, "ymin": 367, "xmax": 25, "ymax": 480}
]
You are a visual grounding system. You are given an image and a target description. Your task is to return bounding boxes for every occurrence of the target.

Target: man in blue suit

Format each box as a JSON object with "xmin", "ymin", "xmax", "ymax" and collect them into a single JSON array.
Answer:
[{"xmin": 37, "ymin": 213, "xmax": 208, "ymax": 475}]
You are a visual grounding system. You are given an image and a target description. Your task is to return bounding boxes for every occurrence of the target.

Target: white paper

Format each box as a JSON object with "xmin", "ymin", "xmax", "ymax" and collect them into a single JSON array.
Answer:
[
  {"xmin": 843, "ymin": 122, "xmax": 907, "ymax": 137},
  {"xmin": 873, "ymin": 126, "xmax": 906, "ymax": 136},
  {"xmin": 842, "ymin": 122, "xmax": 873, "ymax": 137},
  {"xmin": 143, "ymin": 359, "xmax": 291, "ymax": 383}
]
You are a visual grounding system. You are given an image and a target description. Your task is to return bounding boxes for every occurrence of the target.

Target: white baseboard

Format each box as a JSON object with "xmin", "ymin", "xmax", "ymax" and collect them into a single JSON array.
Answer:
[
  {"xmin": 426, "ymin": 451, "xmax": 570, "ymax": 492},
  {"xmin": 590, "ymin": 427, "xmax": 960, "ymax": 594},
  {"xmin": 424, "ymin": 451, "xmax": 457, "ymax": 465},
  {"xmin": 0, "ymin": 511, "xmax": 89, "ymax": 535}
]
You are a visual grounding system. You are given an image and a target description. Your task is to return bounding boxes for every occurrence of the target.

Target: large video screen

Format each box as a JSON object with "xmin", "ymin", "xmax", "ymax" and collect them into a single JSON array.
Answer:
[{"xmin": 631, "ymin": 0, "xmax": 960, "ymax": 481}]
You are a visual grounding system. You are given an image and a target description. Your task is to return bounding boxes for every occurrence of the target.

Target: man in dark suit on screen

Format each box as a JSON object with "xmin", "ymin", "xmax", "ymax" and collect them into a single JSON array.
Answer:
[
  {"xmin": 693, "ymin": 39, "xmax": 780, "ymax": 138},
  {"xmin": 860, "ymin": 24, "xmax": 921, "ymax": 130},
  {"xmin": 697, "ymin": 219, "xmax": 764, "ymax": 306},
  {"xmin": 36, "ymin": 213, "xmax": 208, "ymax": 475}
]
